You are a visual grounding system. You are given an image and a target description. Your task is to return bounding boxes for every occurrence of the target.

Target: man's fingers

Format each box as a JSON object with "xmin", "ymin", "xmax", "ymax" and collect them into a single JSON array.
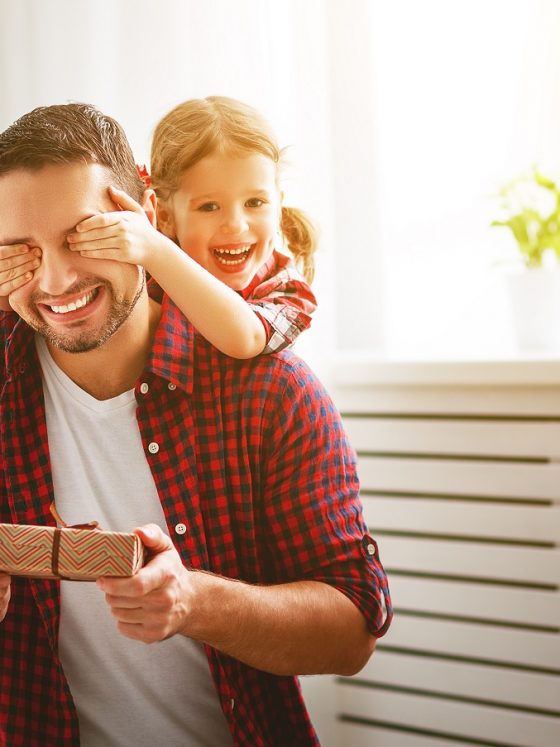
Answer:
[
  {"xmin": 0, "ymin": 572, "xmax": 11, "ymax": 588},
  {"xmin": 134, "ymin": 524, "xmax": 175, "ymax": 554},
  {"xmin": 0, "ymin": 574, "xmax": 11, "ymax": 620}
]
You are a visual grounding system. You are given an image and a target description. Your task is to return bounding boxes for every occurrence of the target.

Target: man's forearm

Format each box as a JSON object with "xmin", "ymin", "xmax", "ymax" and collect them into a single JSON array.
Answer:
[
  {"xmin": 185, "ymin": 573, "xmax": 376, "ymax": 677},
  {"xmin": 98, "ymin": 526, "xmax": 376, "ymax": 676}
]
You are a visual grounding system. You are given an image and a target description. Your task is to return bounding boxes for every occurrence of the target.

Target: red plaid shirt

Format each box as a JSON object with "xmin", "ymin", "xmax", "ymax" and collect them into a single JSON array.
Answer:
[
  {"xmin": 0, "ymin": 294, "xmax": 391, "ymax": 747},
  {"xmin": 241, "ymin": 250, "xmax": 317, "ymax": 354}
]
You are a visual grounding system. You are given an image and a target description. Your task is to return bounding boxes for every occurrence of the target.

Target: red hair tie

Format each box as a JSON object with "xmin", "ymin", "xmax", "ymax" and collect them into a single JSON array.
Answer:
[{"xmin": 136, "ymin": 164, "xmax": 152, "ymax": 188}]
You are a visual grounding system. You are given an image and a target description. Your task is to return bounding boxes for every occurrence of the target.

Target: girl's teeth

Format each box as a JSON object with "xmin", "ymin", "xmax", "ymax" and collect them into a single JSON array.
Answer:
[
  {"xmin": 217, "ymin": 256, "xmax": 246, "ymax": 265},
  {"xmin": 213, "ymin": 247, "xmax": 251, "ymax": 265}
]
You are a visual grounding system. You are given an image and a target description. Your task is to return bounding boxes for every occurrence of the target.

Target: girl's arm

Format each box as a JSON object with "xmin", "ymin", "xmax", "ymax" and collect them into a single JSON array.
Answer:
[
  {"xmin": 246, "ymin": 252, "xmax": 318, "ymax": 353},
  {"xmin": 67, "ymin": 187, "xmax": 267, "ymax": 359},
  {"xmin": 144, "ymin": 237, "xmax": 267, "ymax": 358}
]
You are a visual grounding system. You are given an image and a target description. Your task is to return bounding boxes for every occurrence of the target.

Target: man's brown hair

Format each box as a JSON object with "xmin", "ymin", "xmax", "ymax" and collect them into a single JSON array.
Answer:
[{"xmin": 0, "ymin": 102, "xmax": 144, "ymax": 200}]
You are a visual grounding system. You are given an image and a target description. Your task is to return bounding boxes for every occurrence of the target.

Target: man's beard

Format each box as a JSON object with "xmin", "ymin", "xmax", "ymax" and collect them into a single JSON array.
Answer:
[{"xmin": 26, "ymin": 273, "xmax": 145, "ymax": 354}]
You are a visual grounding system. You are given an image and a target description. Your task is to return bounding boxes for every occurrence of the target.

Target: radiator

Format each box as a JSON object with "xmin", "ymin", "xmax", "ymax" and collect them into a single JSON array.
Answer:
[{"xmin": 332, "ymin": 379, "xmax": 560, "ymax": 747}]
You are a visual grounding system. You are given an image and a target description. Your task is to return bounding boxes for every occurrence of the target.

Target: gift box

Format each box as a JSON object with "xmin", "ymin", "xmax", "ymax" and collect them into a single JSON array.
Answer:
[{"xmin": 0, "ymin": 522, "xmax": 145, "ymax": 581}]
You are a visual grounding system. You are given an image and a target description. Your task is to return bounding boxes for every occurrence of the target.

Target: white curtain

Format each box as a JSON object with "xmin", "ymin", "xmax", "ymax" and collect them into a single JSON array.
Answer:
[
  {"xmin": 3, "ymin": 0, "xmax": 560, "ymax": 357},
  {"xmin": 0, "ymin": 0, "xmax": 386, "ymax": 359}
]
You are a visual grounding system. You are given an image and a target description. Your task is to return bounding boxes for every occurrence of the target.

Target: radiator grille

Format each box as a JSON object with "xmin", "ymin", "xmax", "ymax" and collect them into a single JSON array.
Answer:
[{"xmin": 334, "ymin": 384, "xmax": 560, "ymax": 747}]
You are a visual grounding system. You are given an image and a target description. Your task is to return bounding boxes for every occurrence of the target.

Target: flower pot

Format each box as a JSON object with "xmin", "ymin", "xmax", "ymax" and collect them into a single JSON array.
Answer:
[{"xmin": 505, "ymin": 266, "xmax": 560, "ymax": 350}]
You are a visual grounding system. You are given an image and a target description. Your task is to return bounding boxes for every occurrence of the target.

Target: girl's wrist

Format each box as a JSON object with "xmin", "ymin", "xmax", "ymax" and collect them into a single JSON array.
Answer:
[{"xmin": 142, "ymin": 232, "xmax": 180, "ymax": 275}]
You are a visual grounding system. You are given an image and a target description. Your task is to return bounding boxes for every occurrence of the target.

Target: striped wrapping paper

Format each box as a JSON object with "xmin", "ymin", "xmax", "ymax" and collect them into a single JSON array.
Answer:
[{"xmin": 0, "ymin": 523, "xmax": 145, "ymax": 580}]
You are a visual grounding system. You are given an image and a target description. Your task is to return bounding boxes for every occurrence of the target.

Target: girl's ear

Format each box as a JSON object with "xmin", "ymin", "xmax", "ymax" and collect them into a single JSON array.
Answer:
[
  {"xmin": 139, "ymin": 189, "xmax": 158, "ymax": 228},
  {"xmin": 155, "ymin": 202, "xmax": 176, "ymax": 238}
]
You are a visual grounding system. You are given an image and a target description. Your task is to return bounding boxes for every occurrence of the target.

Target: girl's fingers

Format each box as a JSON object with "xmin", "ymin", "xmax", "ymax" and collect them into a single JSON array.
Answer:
[
  {"xmin": 74, "ymin": 211, "xmax": 123, "ymax": 233},
  {"xmin": 69, "ymin": 237, "xmax": 124, "ymax": 252},
  {"xmin": 0, "ymin": 270, "xmax": 35, "ymax": 296},
  {"xmin": 0, "ymin": 245, "xmax": 40, "ymax": 298},
  {"xmin": 79, "ymin": 249, "xmax": 134, "ymax": 262},
  {"xmin": 68, "ymin": 227, "xmax": 121, "ymax": 246},
  {"xmin": 108, "ymin": 185, "xmax": 144, "ymax": 213},
  {"xmin": 0, "ymin": 252, "xmax": 39, "ymax": 272},
  {"xmin": 0, "ymin": 243, "xmax": 30, "ymax": 258},
  {"xmin": 0, "ymin": 255, "xmax": 40, "ymax": 281}
]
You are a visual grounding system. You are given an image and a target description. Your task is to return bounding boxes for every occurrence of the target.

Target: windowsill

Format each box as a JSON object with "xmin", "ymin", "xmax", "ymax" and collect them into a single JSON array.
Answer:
[{"xmin": 302, "ymin": 348, "xmax": 560, "ymax": 387}]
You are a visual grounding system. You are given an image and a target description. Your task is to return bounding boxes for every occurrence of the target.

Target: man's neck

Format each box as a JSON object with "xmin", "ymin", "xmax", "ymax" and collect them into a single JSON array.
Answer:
[{"xmin": 46, "ymin": 296, "xmax": 161, "ymax": 401}]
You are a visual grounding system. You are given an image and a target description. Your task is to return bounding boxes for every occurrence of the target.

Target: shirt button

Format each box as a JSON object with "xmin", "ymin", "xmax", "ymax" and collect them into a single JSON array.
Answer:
[
  {"xmin": 168, "ymin": 382, "xmax": 176, "ymax": 391},
  {"xmin": 140, "ymin": 382, "xmax": 149, "ymax": 394},
  {"xmin": 230, "ymin": 698, "xmax": 235, "ymax": 712},
  {"xmin": 148, "ymin": 442, "xmax": 159, "ymax": 454},
  {"xmin": 367, "ymin": 543, "xmax": 376, "ymax": 556},
  {"xmin": 175, "ymin": 523, "xmax": 186, "ymax": 535}
]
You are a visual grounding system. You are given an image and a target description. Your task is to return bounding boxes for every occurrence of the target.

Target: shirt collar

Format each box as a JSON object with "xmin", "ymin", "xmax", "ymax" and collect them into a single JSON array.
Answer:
[
  {"xmin": 3, "ymin": 287, "xmax": 195, "ymax": 396},
  {"xmin": 144, "ymin": 291, "xmax": 195, "ymax": 395},
  {"xmin": 3, "ymin": 312, "xmax": 35, "ymax": 377}
]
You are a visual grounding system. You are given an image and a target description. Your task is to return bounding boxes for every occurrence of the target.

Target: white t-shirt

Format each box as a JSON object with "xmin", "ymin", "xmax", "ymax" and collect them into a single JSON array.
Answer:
[{"xmin": 37, "ymin": 335, "xmax": 233, "ymax": 747}]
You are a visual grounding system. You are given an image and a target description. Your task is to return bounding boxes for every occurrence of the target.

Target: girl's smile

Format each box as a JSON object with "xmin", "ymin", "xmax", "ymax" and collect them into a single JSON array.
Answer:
[{"xmin": 159, "ymin": 152, "xmax": 280, "ymax": 291}]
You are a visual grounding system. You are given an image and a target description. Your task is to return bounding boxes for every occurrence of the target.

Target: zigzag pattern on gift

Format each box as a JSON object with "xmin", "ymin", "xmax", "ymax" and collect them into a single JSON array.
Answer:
[{"xmin": 0, "ymin": 523, "xmax": 144, "ymax": 579}]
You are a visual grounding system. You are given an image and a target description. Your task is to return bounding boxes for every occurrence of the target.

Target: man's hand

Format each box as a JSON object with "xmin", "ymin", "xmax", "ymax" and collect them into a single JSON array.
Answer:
[
  {"xmin": 0, "ymin": 572, "xmax": 11, "ymax": 621},
  {"xmin": 66, "ymin": 186, "xmax": 170, "ymax": 271},
  {"xmin": 0, "ymin": 244, "xmax": 41, "ymax": 310},
  {"xmin": 96, "ymin": 524, "xmax": 196, "ymax": 644},
  {"xmin": 97, "ymin": 525, "xmax": 375, "ymax": 676}
]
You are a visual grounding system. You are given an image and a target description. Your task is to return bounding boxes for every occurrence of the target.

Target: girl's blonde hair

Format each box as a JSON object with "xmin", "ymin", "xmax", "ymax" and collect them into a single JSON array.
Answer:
[{"xmin": 150, "ymin": 96, "xmax": 316, "ymax": 283}]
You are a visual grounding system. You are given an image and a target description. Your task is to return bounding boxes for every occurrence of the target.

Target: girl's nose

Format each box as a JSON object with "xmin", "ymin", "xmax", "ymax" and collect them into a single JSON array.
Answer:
[{"xmin": 220, "ymin": 208, "xmax": 249, "ymax": 235}]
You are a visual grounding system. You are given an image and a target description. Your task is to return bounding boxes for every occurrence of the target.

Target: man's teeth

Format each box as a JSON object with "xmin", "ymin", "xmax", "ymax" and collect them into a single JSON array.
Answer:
[
  {"xmin": 213, "ymin": 246, "xmax": 251, "ymax": 265},
  {"xmin": 50, "ymin": 290, "xmax": 97, "ymax": 314}
]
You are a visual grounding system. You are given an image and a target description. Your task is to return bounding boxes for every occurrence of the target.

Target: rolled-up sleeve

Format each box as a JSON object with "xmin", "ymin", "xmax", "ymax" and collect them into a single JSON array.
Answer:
[{"xmin": 260, "ymin": 358, "xmax": 393, "ymax": 637}]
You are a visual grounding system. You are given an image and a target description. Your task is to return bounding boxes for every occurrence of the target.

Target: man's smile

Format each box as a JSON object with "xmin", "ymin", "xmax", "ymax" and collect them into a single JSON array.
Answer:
[{"xmin": 47, "ymin": 288, "xmax": 99, "ymax": 315}]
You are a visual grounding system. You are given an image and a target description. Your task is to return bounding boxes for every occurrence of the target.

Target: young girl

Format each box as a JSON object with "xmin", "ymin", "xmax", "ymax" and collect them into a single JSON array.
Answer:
[{"xmin": 0, "ymin": 97, "xmax": 317, "ymax": 358}]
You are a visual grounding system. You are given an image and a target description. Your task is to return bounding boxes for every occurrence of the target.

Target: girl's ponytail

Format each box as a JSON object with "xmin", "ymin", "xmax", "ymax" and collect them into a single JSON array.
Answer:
[{"xmin": 280, "ymin": 206, "xmax": 317, "ymax": 284}]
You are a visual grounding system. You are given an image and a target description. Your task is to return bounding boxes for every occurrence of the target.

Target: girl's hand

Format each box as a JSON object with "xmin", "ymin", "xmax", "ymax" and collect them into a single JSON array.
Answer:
[
  {"xmin": 0, "ymin": 244, "xmax": 41, "ymax": 310},
  {"xmin": 66, "ymin": 186, "xmax": 166, "ymax": 270}
]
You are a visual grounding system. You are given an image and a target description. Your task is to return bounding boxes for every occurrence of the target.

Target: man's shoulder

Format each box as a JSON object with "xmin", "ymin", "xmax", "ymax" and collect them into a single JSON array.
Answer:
[
  {"xmin": 201, "ymin": 344, "xmax": 327, "ymax": 402},
  {"xmin": 221, "ymin": 345, "xmax": 313, "ymax": 378}
]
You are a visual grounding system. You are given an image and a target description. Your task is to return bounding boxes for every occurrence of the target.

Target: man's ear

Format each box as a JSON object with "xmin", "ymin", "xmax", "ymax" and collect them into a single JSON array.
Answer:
[
  {"xmin": 156, "ymin": 202, "xmax": 176, "ymax": 239},
  {"xmin": 139, "ymin": 189, "xmax": 158, "ymax": 228}
]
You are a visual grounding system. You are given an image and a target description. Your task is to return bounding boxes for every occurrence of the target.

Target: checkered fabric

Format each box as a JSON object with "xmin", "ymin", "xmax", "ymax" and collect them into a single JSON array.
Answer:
[
  {"xmin": 0, "ymin": 295, "xmax": 392, "ymax": 747},
  {"xmin": 241, "ymin": 250, "xmax": 318, "ymax": 353}
]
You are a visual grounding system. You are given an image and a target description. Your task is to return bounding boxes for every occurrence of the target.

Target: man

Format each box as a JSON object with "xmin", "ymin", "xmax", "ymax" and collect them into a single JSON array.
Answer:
[{"xmin": 0, "ymin": 103, "xmax": 391, "ymax": 746}]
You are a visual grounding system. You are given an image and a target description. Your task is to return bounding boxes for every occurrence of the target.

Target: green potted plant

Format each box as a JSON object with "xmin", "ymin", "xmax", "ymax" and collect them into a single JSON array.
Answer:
[{"xmin": 492, "ymin": 168, "xmax": 560, "ymax": 349}]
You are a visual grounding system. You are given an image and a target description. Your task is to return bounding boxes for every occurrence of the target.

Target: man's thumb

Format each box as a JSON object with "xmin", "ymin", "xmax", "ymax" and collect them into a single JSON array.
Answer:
[{"xmin": 134, "ymin": 524, "xmax": 173, "ymax": 552}]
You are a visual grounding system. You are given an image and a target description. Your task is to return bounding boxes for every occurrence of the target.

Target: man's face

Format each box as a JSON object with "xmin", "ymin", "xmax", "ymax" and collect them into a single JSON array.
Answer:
[{"xmin": 0, "ymin": 162, "xmax": 145, "ymax": 353}]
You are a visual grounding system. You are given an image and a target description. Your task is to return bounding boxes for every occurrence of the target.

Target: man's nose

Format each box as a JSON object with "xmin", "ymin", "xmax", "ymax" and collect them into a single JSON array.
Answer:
[
  {"xmin": 37, "ymin": 242, "xmax": 79, "ymax": 296},
  {"xmin": 220, "ymin": 207, "xmax": 249, "ymax": 235}
]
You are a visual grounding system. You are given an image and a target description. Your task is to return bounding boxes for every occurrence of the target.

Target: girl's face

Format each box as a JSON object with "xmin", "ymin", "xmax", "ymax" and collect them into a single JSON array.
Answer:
[{"xmin": 160, "ymin": 152, "xmax": 280, "ymax": 291}]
